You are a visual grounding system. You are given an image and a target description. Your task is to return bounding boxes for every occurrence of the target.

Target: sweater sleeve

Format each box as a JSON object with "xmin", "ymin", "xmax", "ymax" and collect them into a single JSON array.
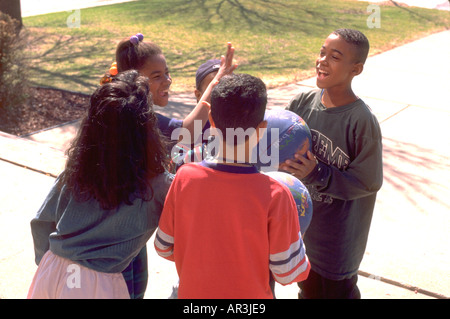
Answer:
[
  {"xmin": 303, "ymin": 127, "xmax": 383, "ymax": 201},
  {"xmin": 147, "ymin": 171, "xmax": 174, "ymax": 235},
  {"xmin": 287, "ymin": 92, "xmax": 383, "ymax": 201},
  {"xmin": 30, "ymin": 179, "xmax": 61, "ymax": 265},
  {"xmin": 154, "ymin": 178, "xmax": 176, "ymax": 262},
  {"xmin": 268, "ymin": 185, "xmax": 310, "ymax": 285}
]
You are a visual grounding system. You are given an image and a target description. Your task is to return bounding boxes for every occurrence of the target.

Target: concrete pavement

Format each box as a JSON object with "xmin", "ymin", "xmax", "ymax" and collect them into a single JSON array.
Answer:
[
  {"xmin": 20, "ymin": 0, "xmax": 138, "ymax": 17},
  {"xmin": 1, "ymin": 30, "xmax": 449, "ymax": 299},
  {"xmin": 358, "ymin": 0, "xmax": 449, "ymax": 11}
]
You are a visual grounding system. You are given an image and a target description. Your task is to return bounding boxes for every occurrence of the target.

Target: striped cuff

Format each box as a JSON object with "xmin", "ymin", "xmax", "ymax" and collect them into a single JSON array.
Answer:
[
  {"xmin": 154, "ymin": 228, "xmax": 174, "ymax": 258},
  {"xmin": 269, "ymin": 233, "xmax": 309, "ymax": 284}
]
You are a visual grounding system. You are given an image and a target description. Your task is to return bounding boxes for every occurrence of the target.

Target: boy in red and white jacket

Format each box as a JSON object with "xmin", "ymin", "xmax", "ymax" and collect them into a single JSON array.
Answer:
[{"xmin": 155, "ymin": 73, "xmax": 310, "ymax": 299}]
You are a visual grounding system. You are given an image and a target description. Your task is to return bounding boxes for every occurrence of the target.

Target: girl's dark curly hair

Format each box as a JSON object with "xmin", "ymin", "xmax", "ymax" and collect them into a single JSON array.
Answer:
[{"xmin": 60, "ymin": 70, "xmax": 169, "ymax": 210}]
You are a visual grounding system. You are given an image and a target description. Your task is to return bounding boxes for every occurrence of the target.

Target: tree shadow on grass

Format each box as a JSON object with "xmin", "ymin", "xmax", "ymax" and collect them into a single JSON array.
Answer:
[
  {"xmin": 160, "ymin": 0, "xmax": 371, "ymax": 81},
  {"xmin": 23, "ymin": 30, "xmax": 114, "ymax": 94},
  {"xmin": 21, "ymin": 0, "xmax": 448, "ymax": 96},
  {"xmin": 170, "ymin": 0, "xmax": 334, "ymax": 34},
  {"xmin": 389, "ymin": 0, "xmax": 449, "ymax": 27}
]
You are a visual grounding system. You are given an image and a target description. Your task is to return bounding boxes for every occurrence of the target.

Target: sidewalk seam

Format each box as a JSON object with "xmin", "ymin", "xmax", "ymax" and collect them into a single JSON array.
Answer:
[
  {"xmin": 379, "ymin": 105, "xmax": 411, "ymax": 124},
  {"xmin": 0, "ymin": 157, "xmax": 58, "ymax": 178},
  {"xmin": 358, "ymin": 270, "xmax": 448, "ymax": 299}
]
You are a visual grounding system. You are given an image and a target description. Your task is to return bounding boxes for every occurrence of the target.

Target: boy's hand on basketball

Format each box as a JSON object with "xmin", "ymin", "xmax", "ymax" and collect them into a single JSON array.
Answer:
[
  {"xmin": 216, "ymin": 42, "xmax": 238, "ymax": 80},
  {"xmin": 280, "ymin": 151, "xmax": 317, "ymax": 180}
]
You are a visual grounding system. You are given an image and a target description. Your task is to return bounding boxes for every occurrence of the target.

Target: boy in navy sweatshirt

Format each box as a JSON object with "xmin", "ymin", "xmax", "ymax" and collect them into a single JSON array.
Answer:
[{"xmin": 281, "ymin": 28, "xmax": 383, "ymax": 299}]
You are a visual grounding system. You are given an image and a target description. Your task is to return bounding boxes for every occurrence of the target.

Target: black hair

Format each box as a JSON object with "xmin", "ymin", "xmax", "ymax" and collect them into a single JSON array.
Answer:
[
  {"xmin": 332, "ymin": 28, "xmax": 370, "ymax": 64},
  {"xmin": 116, "ymin": 39, "xmax": 163, "ymax": 72},
  {"xmin": 100, "ymin": 38, "xmax": 162, "ymax": 85},
  {"xmin": 61, "ymin": 70, "xmax": 169, "ymax": 210},
  {"xmin": 210, "ymin": 73, "xmax": 267, "ymax": 140}
]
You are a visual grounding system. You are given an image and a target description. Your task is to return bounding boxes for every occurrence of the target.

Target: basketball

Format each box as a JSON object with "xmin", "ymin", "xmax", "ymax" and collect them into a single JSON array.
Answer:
[
  {"xmin": 171, "ymin": 143, "xmax": 204, "ymax": 166},
  {"xmin": 264, "ymin": 171, "xmax": 313, "ymax": 235},
  {"xmin": 255, "ymin": 109, "xmax": 312, "ymax": 171}
]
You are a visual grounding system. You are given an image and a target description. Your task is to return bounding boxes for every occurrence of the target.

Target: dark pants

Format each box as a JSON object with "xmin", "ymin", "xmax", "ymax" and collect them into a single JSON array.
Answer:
[
  {"xmin": 122, "ymin": 246, "xmax": 148, "ymax": 299},
  {"xmin": 298, "ymin": 268, "xmax": 361, "ymax": 299}
]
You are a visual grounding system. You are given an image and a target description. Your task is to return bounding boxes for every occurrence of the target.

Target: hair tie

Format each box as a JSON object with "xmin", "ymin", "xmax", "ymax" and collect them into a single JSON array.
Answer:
[
  {"xmin": 100, "ymin": 62, "xmax": 118, "ymax": 84},
  {"xmin": 130, "ymin": 33, "xmax": 144, "ymax": 45},
  {"xmin": 109, "ymin": 62, "xmax": 118, "ymax": 76}
]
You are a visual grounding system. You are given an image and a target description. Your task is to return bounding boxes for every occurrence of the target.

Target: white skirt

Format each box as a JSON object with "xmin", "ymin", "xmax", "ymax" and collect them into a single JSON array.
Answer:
[{"xmin": 27, "ymin": 250, "xmax": 130, "ymax": 299}]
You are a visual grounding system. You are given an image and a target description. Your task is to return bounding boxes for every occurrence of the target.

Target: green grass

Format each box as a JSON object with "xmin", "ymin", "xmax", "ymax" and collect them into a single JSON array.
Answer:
[{"xmin": 23, "ymin": 0, "xmax": 449, "ymax": 94}]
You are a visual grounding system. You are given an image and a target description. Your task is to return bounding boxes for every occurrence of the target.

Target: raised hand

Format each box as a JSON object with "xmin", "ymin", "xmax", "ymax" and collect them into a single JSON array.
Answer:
[{"xmin": 214, "ymin": 42, "xmax": 238, "ymax": 82}]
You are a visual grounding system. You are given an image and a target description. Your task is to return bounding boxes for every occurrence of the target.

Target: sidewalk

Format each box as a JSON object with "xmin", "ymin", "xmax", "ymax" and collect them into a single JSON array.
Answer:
[
  {"xmin": 20, "ymin": 0, "xmax": 137, "ymax": 17},
  {"xmin": 358, "ymin": 0, "xmax": 449, "ymax": 11},
  {"xmin": 1, "ymin": 30, "xmax": 449, "ymax": 299}
]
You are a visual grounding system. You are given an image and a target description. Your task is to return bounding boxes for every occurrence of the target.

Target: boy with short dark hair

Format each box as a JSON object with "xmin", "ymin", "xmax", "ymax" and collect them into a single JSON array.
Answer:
[
  {"xmin": 155, "ymin": 73, "xmax": 310, "ymax": 299},
  {"xmin": 281, "ymin": 28, "xmax": 383, "ymax": 299}
]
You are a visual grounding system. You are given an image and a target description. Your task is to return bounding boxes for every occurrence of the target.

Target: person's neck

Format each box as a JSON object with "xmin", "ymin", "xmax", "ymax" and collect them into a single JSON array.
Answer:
[
  {"xmin": 207, "ymin": 143, "xmax": 253, "ymax": 167},
  {"xmin": 321, "ymin": 87, "xmax": 358, "ymax": 108}
]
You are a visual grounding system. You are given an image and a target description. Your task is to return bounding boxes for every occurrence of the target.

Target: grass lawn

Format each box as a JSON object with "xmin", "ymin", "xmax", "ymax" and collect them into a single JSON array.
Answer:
[{"xmin": 22, "ymin": 0, "xmax": 449, "ymax": 94}]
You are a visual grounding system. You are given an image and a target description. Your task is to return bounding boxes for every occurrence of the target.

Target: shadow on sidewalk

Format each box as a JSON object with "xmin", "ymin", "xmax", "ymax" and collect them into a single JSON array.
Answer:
[{"xmin": 382, "ymin": 136, "xmax": 450, "ymax": 213}]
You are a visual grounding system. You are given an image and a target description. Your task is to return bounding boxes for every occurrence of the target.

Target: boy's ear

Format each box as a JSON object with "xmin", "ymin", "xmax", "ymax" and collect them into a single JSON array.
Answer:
[
  {"xmin": 194, "ymin": 89, "xmax": 202, "ymax": 103},
  {"xmin": 257, "ymin": 120, "xmax": 268, "ymax": 130},
  {"xmin": 256, "ymin": 120, "xmax": 268, "ymax": 142},
  {"xmin": 352, "ymin": 62, "xmax": 364, "ymax": 76}
]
